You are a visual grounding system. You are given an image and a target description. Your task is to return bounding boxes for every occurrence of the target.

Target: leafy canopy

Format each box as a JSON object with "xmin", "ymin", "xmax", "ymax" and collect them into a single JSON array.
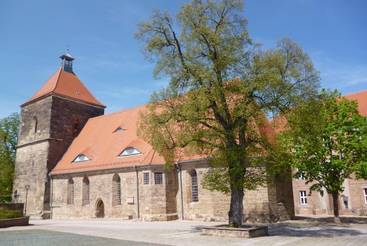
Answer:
[
  {"xmin": 0, "ymin": 113, "xmax": 20, "ymax": 202},
  {"xmin": 277, "ymin": 91, "xmax": 367, "ymax": 195},
  {"xmin": 136, "ymin": 0, "xmax": 319, "ymax": 193}
]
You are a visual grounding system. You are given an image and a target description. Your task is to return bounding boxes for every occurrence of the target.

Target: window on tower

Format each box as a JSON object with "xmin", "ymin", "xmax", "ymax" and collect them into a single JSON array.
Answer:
[
  {"xmin": 72, "ymin": 119, "xmax": 81, "ymax": 137},
  {"xmin": 33, "ymin": 116, "xmax": 38, "ymax": 134}
]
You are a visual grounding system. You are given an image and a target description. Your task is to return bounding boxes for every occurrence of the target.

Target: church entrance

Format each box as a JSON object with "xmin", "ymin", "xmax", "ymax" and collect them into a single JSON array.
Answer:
[{"xmin": 95, "ymin": 199, "xmax": 104, "ymax": 218}]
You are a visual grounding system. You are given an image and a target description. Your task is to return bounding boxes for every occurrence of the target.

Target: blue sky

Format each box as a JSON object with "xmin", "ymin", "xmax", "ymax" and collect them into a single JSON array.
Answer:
[{"xmin": 0, "ymin": 0, "xmax": 366, "ymax": 118}]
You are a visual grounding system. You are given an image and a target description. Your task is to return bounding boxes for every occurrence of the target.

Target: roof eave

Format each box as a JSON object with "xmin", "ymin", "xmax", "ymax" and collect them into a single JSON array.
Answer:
[{"xmin": 21, "ymin": 92, "xmax": 106, "ymax": 109}]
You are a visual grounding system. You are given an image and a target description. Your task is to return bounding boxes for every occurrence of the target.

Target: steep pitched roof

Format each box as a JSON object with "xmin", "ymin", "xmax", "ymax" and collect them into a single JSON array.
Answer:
[
  {"xmin": 271, "ymin": 90, "xmax": 367, "ymax": 132},
  {"xmin": 52, "ymin": 105, "xmax": 163, "ymax": 174},
  {"xmin": 51, "ymin": 104, "xmax": 208, "ymax": 175},
  {"xmin": 344, "ymin": 90, "xmax": 367, "ymax": 116},
  {"xmin": 51, "ymin": 89, "xmax": 367, "ymax": 175},
  {"xmin": 22, "ymin": 68, "xmax": 105, "ymax": 108}
]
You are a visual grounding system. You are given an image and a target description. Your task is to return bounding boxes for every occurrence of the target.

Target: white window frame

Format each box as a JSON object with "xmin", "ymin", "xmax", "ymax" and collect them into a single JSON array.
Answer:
[
  {"xmin": 143, "ymin": 172, "xmax": 150, "ymax": 185},
  {"xmin": 298, "ymin": 173, "xmax": 305, "ymax": 180},
  {"xmin": 363, "ymin": 188, "xmax": 367, "ymax": 204},
  {"xmin": 154, "ymin": 172, "xmax": 163, "ymax": 185},
  {"xmin": 119, "ymin": 147, "xmax": 141, "ymax": 157},
  {"xmin": 299, "ymin": 190, "xmax": 308, "ymax": 205},
  {"xmin": 73, "ymin": 154, "xmax": 90, "ymax": 163}
]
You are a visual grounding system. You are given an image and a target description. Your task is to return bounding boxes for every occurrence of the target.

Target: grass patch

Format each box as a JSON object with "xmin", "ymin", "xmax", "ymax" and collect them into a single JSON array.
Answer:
[{"xmin": 0, "ymin": 209, "xmax": 23, "ymax": 219}]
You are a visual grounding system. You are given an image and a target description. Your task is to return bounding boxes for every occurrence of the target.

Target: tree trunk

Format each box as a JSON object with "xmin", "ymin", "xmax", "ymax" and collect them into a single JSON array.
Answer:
[
  {"xmin": 332, "ymin": 192, "xmax": 341, "ymax": 223},
  {"xmin": 228, "ymin": 185, "xmax": 244, "ymax": 227}
]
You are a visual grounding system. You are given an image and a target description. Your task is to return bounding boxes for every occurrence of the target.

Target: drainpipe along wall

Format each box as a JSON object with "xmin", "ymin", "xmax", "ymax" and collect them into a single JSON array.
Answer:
[
  {"xmin": 49, "ymin": 172, "xmax": 53, "ymax": 219},
  {"xmin": 177, "ymin": 162, "xmax": 184, "ymax": 220},
  {"xmin": 135, "ymin": 166, "xmax": 140, "ymax": 219}
]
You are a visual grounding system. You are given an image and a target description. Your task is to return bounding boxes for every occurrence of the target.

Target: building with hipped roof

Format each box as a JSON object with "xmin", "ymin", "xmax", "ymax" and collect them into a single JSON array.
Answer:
[
  {"xmin": 12, "ymin": 54, "xmax": 367, "ymax": 221},
  {"xmin": 12, "ymin": 54, "xmax": 294, "ymax": 221}
]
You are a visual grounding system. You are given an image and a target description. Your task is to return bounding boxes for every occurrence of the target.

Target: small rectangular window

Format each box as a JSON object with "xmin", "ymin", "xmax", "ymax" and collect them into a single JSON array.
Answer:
[
  {"xmin": 298, "ymin": 173, "xmax": 305, "ymax": 180},
  {"xmin": 364, "ymin": 188, "xmax": 367, "ymax": 204},
  {"xmin": 299, "ymin": 190, "xmax": 308, "ymax": 205},
  {"xmin": 154, "ymin": 172, "xmax": 163, "ymax": 185},
  {"xmin": 143, "ymin": 172, "xmax": 150, "ymax": 185}
]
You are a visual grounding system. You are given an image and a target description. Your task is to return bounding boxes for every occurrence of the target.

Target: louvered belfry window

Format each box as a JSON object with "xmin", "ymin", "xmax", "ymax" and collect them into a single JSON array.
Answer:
[
  {"xmin": 112, "ymin": 174, "xmax": 121, "ymax": 206},
  {"xmin": 191, "ymin": 170, "xmax": 199, "ymax": 202}
]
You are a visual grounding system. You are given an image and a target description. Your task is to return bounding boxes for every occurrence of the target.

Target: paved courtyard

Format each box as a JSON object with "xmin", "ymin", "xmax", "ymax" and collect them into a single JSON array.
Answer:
[{"xmin": 1, "ymin": 219, "xmax": 367, "ymax": 246}]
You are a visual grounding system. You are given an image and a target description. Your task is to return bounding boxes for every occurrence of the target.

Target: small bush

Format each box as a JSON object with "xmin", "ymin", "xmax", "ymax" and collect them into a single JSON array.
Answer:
[{"xmin": 0, "ymin": 209, "xmax": 23, "ymax": 219}]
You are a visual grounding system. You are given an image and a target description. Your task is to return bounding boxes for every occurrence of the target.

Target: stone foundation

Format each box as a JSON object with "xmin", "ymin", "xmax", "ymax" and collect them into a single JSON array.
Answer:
[{"xmin": 201, "ymin": 225, "xmax": 268, "ymax": 238}]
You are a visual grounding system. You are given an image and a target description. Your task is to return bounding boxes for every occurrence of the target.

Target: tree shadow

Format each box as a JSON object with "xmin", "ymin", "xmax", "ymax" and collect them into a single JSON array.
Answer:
[
  {"xmin": 295, "ymin": 216, "xmax": 367, "ymax": 224},
  {"xmin": 269, "ymin": 222, "xmax": 365, "ymax": 237}
]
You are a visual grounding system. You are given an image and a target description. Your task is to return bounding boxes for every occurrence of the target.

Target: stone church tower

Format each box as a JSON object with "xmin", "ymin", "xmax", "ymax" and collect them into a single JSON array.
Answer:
[{"xmin": 12, "ymin": 54, "xmax": 105, "ymax": 218}]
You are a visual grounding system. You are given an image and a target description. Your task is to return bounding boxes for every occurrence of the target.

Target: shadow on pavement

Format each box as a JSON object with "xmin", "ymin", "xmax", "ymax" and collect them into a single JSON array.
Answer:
[
  {"xmin": 295, "ymin": 216, "xmax": 367, "ymax": 224},
  {"xmin": 269, "ymin": 223, "xmax": 365, "ymax": 237}
]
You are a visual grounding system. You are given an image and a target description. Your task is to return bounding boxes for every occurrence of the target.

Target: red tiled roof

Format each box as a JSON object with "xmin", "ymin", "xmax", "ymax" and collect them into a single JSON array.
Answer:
[
  {"xmin": 271, "ymin": 90, "xmax": 367, "ymax": 132},
  {"xmin": 344, "ymin": 90, "xmax": 367, "ymax": 116},
  {"xmin": 22, "ymin": 68, "xmax": 105, "ymax": 108},
  {"xmin": 51, "ymin": 105, "xmax": 166, "ymax": 175},
  {"xmin": 52, "ymin": 89, "xmax": 367, "ymax": 175}
]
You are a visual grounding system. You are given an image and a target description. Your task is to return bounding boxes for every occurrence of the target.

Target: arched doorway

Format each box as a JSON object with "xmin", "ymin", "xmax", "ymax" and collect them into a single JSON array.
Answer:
[{"xmin": 95, "ymin": 199, "xmax": 105, "ymax": 218}]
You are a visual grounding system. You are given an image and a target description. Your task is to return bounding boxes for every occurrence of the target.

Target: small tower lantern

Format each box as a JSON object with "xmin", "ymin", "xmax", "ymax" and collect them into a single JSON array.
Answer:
[{"xmin": 60, "ymin": 52, "xmax": 75, "ymax": 73}]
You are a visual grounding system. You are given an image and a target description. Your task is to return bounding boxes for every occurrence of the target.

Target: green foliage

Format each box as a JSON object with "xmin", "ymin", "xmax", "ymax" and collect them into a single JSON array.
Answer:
[
  {"xmin": 0, "ymin": 209, "xmax": 23, "ymax": 219},
  {"xmin": 0, "ymin": 113, "xmax": 20, "ymax": 202},
  {"xmin": 136, "ymin": 0, "xmax": 319, "ymax": 226},
  {"xmin": 278, "ymin": 90, "xmax": 367, "ymax": 196}
]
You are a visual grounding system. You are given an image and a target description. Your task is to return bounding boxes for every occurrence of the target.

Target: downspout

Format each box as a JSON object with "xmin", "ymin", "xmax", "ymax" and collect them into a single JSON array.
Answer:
[
  {"xmin": 176, "ymin": 162, "xmax": 184, "ymax": 220},
  {"xmin": 135, "ymin": 166, "xmax": 140, "ymax": 219},
  {"xmin": 48, "ymin": 172, "xmax": 53, "ymax": 219}
]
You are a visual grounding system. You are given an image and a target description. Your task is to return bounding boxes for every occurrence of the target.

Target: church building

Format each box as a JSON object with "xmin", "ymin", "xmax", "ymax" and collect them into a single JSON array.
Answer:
[
  {"xmin": 12, "ymin": 54, "xmax": 294, "ymax": 221},
  {"xmin": 12, "ymin": 54, "xmax": 367, "ymax": 221}
]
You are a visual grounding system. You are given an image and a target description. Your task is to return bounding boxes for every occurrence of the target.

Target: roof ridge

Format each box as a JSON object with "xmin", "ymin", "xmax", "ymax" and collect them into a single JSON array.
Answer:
[
  {"xmin": 344, "ymin": 90, "xmax": 367, "ymax": 97},
  {"xmin": 51, "ymin": 67, "xmax": 63, "ymax": 92},
  {"xmin": 88, "ymin": 104, "xmax": 147, "ymax": 121}
]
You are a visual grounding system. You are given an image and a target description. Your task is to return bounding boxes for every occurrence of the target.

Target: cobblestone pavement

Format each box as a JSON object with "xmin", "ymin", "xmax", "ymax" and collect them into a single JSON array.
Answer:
[{"xmin": 1, "ymin": 219, "xmax": 367, "ymax": 246}]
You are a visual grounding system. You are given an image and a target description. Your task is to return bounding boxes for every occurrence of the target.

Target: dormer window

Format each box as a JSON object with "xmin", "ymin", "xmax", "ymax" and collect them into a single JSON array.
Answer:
[
  {"xmin": 119, "ymin": 147, "xmax": 141, "ymax": 157},
  {"xmin": 73, "ymin": 154, "xmax": 90, "ymax": 163},
  {"xmin": 114, "ymin": 127, "xmax": 126, "ymax": 133}
]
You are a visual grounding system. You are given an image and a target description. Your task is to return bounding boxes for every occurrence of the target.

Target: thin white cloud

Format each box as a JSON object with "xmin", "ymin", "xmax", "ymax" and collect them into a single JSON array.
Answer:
[{"xmin": 310, "ymin": 51, "xmax": 367, "ymax": 91}]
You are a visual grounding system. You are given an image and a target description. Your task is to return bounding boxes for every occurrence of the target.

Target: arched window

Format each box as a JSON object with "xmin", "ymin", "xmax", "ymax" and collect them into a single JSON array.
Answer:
[
  {"xmin": 33, "ymin": 116, "xmax": 38, "ymax": 133},
  {"xmin": 112, "ymin": 174, "xmax": 121, "ymax": 206},
  {"xmin": 119, "ymin": 147, "xmax": 141, "ymax": 157},
  {"xmin": 82, "ymin": 176, "xmax": 90, "ymax": 205},
  {"xmin": 67, "ymin": 178, "xmax": 74, "ymax": 205},
  {"xmin": 190, "ymin": 170, "xmax": 199, "ymax": 202}
]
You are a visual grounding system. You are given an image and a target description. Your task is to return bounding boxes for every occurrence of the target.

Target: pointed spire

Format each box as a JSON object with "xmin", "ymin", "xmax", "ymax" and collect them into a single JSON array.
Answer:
[{"xmin": 60, "ymin": 51, "xmax": 75, "ymax": 73}]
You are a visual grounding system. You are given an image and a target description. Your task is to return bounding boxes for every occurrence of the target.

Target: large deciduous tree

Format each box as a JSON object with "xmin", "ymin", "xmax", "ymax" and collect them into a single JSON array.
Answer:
[
  {"xmin": 0, "ymin": 113, "xmax": 19, "ymax": 202},
  {"xmin": 136, "ymin": 0, "xmax": 319, "ymax": 227},
  {"xmin": 277, "ymin": 91, "xmax": 367, "ymax": 222}
]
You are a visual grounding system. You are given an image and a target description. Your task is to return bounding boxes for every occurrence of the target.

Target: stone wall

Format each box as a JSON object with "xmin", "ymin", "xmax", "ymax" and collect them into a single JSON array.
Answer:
[
  {"xmin": 292, "ymin": 176, "xmax": 367, "ymax": 216},
  {"xmin": 177, "ymin": 161, "xmax": 287, "ymax": 223},
  {"xmin": 13, "ymin": 141, "xmax": 50, "ymax": 216},
  {"xmin": 13, "ymin": 95, "xmax": 104, "ymax": 217},
  {"xmin": 51, "ymin": 162, "xmax": 293, "ymax": 222},
  {"xmin": 51, "ymin": 166, "xmax": 178, "ymax": 221},
  {"xmin": 267, "ymin": 168, "xmax": 295, "ymax": 221}
]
